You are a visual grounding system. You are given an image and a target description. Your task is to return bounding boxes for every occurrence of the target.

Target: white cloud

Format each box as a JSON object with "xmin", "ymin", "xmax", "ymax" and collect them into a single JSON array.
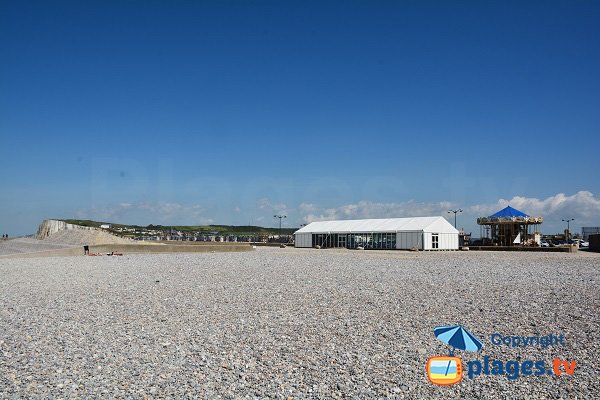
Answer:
[
  {"xmin": 467, "ymin": 191, "xmax": 600, "ymax": 220},
  {"xmin": 76, "ymin": 202, "xmax": 213, "ymax": 225},
  {"xmin": 298, "ymin": 203, "xmax": 318, "ymax": 214},
  {"xmin": 256, "ymin": 197, "xmax": 289, "ymax": 214},
  {"xmin": 301, "ymin": 200, "xmax": 457, "ymax": 223},
  {"xmin": 74, "ymin": 191, "xmax": 600, "ymax": 233},
  {"xmin": 298, "ymin": 191, "xmax": 600, "ymax": 231}
]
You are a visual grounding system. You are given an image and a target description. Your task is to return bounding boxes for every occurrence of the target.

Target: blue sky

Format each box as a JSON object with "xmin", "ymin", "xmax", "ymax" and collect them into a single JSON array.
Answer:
[{"xmin": 1, "ymin": 1, "xmax": 599, "ymax": 236}]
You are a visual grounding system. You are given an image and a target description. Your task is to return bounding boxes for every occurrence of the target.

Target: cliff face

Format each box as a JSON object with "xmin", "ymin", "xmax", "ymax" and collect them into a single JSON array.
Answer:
[
  {"xmin": 35, "ymin": 220, "xmax": 135, "ymax": 245},
  {"xmin": 35, "ymin": 220, "xmax": 97, "ymax": 239}
]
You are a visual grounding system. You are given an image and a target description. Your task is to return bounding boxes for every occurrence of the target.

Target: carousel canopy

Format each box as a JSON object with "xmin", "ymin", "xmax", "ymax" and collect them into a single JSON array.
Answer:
[
  {"xmin": 489, "ymin": 206, "xmax": 529, "ymax": 218},
  {"xmin": 477, "ymin": 206, "xmax": 542, "ymax": 225}
]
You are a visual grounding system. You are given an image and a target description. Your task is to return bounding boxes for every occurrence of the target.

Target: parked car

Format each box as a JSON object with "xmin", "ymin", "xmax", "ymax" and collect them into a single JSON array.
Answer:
[{"xmin": 540, "ymin": 240, "xmax": 550, "ymax": 247}]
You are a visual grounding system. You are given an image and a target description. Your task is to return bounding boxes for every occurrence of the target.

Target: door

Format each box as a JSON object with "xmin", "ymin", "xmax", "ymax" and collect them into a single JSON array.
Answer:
[{"xmin": 338, "ymin": 235, "xmax": 347, "ymax": 248}]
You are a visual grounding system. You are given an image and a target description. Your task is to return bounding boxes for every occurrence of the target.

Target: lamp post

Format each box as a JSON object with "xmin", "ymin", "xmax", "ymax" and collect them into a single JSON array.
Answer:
[
  {"xmin": 562, "ymin": 218, "xmax": 574, "ymax": 241},
  {"xmin": 448, "ymin": 209, "xmax": 463, "ymax": 229},
  {"xmin": 274, "ymin": 215, "xmax": 286, "ymax": 241}
]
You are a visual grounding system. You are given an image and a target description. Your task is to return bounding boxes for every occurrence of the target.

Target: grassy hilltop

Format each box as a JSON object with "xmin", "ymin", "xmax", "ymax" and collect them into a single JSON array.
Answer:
[{"xmin": 59, "ymin": 219, "xmax": 297, "ymax": 236}]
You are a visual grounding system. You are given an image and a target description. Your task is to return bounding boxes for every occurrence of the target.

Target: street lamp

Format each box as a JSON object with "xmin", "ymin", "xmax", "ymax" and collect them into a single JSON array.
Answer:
[
  {"xmin": 562, "ymin": 218, "xmax": 574, "ymax": 241},
  {"xmin": 448, "ymin": 209, "xmax": 463, "ymax": 229},
  {"xmin": 274, "ymin": 215, "xmax": 287, "ymax": 239}
]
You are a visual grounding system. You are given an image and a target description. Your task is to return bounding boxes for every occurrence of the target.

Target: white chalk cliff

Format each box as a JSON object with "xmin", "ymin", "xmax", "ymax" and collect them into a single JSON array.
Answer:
[{"xmin": 35, "ymin": 220, "xmax": 134, "ymax": 245}]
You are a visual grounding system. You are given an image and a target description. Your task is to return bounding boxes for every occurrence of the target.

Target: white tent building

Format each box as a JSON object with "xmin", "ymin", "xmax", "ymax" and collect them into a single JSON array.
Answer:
[{"xmin": 294, "ymin": 216, "xmax": 459, "ymax": 250}]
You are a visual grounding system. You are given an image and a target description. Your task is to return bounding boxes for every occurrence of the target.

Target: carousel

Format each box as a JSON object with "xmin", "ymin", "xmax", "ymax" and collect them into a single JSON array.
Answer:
[{"xmin": 477, "ymin": 206, "xmax": 543, "ymax": 246}]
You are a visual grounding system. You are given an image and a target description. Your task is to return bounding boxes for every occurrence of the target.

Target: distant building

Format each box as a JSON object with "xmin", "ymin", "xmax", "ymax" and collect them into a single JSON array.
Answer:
[
  {"xmin": 100, "ymin": 224, "xmax": 111, "ymax": 229},
  {"xmin": 589, "ymin": 234, "xmax": 600, "ymax": 253},
  {"xmin": 458, "ymin": 230, "xmax": 471, "ymax": 247},
  {"xmin": 294, "ymin": 216, "xmax": 459, "ymax": 250},
  {"xmin": 582, "ymin": 227, "xmax": 600, "ymax": 241}
]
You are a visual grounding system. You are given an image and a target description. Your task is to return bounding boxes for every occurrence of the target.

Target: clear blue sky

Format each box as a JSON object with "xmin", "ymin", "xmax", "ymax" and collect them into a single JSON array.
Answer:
[{"xmin": 1, "ymin": 1, "xmax": 599, "ymax": 235}]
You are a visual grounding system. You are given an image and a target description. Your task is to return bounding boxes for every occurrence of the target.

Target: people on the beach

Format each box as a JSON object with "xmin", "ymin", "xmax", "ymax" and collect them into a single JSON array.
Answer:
[{"xmin": 84, "ymin": 248, "xmax": 123, "ymax": 256}]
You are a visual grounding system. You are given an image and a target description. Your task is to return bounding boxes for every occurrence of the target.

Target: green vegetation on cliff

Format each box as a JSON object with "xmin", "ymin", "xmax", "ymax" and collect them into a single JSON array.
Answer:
[{"xmin": 59, "ymin": 219, "xmax": 297, "ymax": 235}]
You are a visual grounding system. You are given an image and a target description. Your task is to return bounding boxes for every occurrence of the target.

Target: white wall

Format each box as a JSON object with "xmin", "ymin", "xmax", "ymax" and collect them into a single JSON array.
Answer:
[
  {"xmin": 294, "ymin": 233, "xmax": 312, "ymax": 248},
  {"xmin": 396, "ymin": 232, "xmax": 423, "ymax": 249},
  {"xmin": 423, "ymin": 232, "xmax": 458, "ymax": 250}
]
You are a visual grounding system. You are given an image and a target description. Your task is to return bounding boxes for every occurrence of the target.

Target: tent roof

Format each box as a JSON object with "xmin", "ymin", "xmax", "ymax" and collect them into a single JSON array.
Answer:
[
  {"xmin": 295, "ymin": 216, "xmax": 458, "ymax": 234},
  {"xmin": 490, "ymin": 206, "xmax": 529, "ymax": 218}
]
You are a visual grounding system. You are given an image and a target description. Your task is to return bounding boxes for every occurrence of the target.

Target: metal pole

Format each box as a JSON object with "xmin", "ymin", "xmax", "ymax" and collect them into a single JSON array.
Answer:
[
  {"xmin": 274, "ymin": 215, "xmax": 287, "ymax": 242},
  {"xmin": 562, "ymin": 218, "xmax": 574, "ymax": 241},
  {"xmin": 448, "ymin": 209, "xmax": 463, "ymax": 229}
]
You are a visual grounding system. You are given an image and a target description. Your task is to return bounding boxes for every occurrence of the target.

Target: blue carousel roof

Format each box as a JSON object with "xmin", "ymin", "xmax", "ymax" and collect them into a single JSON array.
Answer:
[{"xmin": 490, "ymin": 206, "xmax": 529, "ymax": 218}]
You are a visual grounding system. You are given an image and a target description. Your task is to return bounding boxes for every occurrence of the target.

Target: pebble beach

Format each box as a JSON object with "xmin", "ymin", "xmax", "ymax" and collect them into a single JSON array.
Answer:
[{"xmin": 1, "ymin": 247, "xmax": 598, "ymax": 398}]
